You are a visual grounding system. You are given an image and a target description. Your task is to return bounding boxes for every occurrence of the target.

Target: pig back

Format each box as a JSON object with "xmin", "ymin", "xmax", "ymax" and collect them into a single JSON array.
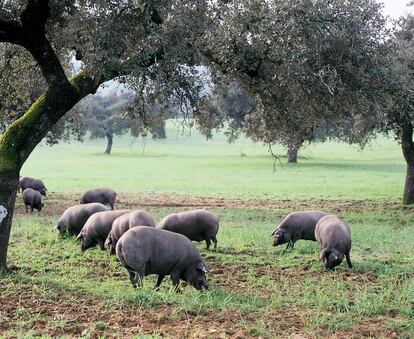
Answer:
[
  {"xmin": 315, "ymin": 215, "xmax": 351, "ymax": 251},
  {"xmin": 62, "ymin": 203, "xmax": 109, "ymax": 234},
  {"xmin": 83, "ymin": 209, "xmax": 130, "ymax": 241},
  {"xmin": 117, "ymin": 226, "xmax": 201, "ymax": 275},
  {"xmin": 159, "ymin": 210, "xmax": 218, "ymax": 240}
]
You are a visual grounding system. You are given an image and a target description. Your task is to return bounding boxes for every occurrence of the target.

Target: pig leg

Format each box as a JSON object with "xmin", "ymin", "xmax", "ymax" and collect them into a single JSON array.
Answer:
[
  {"xmin": 129, "ymin": 269, "xmax": 144, "ymax": 288},
  {"xmin": 25, "ymin": 205, "xmax": 28, "ymax": 213},
  {"xmin": 97, "ymin": 240, "xmax": 105, "ymax": 251},
  {"xmin": 212, "ymin": 236, "xmax": 218, "ymax": 249},
  {"xmin": 155, "ymin": 275, "xmax": 165, "ymax": 290},
  {"xmin": 284, "ymin": 240, "xmax": 294, "ymax": 251},
  {"xmin": 346, "ymin": 251, "xmax": 353, "ymax": 268},
  {"xmin": 128, "ymin": 270, "xmax": 138, "ymax": 288},
  {"xmin": 170, "ymin": 272, "xmax": 181, "ymax": 292},
  {"xmin": 205, "ymin": 238, "xmax": 211, "ymax": 250},
  {"xmin": 110, "ymin": 201, "xmax": 114, "ymax": 210}
]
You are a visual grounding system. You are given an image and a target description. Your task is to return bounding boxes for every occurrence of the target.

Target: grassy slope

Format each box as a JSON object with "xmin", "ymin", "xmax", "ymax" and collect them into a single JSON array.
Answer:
[{"xmin": 21, "ymin": 125, "xmax": 405, "ymax": 201}]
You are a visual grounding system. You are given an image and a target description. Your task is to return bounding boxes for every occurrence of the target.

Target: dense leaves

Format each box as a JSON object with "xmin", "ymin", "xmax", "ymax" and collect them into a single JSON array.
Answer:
[{"xmin": 203, "ymin": 0, "xmax": 391, "ymax": 150}]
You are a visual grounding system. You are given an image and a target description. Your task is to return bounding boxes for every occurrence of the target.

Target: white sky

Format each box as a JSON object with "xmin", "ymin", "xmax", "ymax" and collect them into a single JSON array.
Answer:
[{"xmin": 380, "ymin": 0, "xmax": 413, "ymax": 19}]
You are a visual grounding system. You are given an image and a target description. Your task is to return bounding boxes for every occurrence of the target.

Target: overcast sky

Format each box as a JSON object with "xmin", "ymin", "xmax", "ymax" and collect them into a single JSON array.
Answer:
[{"xmin": 380, "ymin": 0, "xmax": 413, "ymax": 19}]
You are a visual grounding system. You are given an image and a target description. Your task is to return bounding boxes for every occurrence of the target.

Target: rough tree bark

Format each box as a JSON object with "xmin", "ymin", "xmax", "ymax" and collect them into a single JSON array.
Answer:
[
  {"xmin": 287, "ymin": 145, "xmax": 298, "ymax": 163},
  {"xmin": 0, "ymin": 178, "xmax": 18, "ymax": 270},
  {"xmin": 105, "ymin": 130, "xmax": 114, "ymax": 154},
  {"xmin": 0, "ymin": 74, "xmax": 100, "ymax": 270},
  {"xmin": 0, "ymin": 1, "xmax": 101, "ymax": 270},
  {"xmin": 0, "ymin": 0, "xmax": 163, "ymax": 269},
  {"xmin": 401, "ymin": 121, "xmax": 414, "ymax": 205}
]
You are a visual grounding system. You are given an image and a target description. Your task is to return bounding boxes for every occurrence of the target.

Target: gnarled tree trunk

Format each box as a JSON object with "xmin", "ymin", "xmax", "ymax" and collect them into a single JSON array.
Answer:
[
  {"xmin": 401, "ymin": 122, "xmax": 414, "ymax": 204},
  {"xmin": 0, "ymin": 0, "xmax": 161, "ymax": 270},
  {"xmin": 105, "ymin": 131, "xmax": 113, "ymax": 154},
  {"xmin": 0, "ymin": 76, "xmax": 98, "ymax": 270},
  {"xmin": 0, "ymin": 175, "xmax": 18, "ymax": 270},
  {"xmin": 287, "ymin": 145, "xmax": 298, "ymax": 163}
]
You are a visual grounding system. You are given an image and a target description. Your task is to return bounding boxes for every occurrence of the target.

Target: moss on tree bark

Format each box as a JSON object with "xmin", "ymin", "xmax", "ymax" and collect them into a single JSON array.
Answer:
[{"xmin": 0, "ymin": 73, "xmax": 99, "ymax": 269}]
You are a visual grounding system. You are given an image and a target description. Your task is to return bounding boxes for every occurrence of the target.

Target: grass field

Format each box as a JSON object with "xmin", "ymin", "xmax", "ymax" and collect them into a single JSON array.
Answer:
[
  {"xmin": 21, "ymin": 124, "xmax": 405, "ymax": 201},
  {"xmin": 1, "ymin": 127, "xmax": 414, "ymax": 338}
]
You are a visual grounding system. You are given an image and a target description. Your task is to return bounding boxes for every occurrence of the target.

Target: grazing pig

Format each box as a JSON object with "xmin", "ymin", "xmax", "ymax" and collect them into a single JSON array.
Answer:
[
  {"xmin": 116, "ymin": 226, "xmax": 209, "ymax": 290},
  {"xmin": 80, "ymin": 188, "xmax": 116, "ymax": 210},
  {"xmin": 157, "ymin": 209, "xmax": 219, "ymax": 250},
  {"xmin": 271, "ymin": 211, "xmax": 327, "ymax": 250},
  {"xmin": 54, "ymin": 203, "xmax": 109, "ymax": 236},
  {"xmin": 77, "ymin": 210, "xmax": 130, "ymax": 251},
  {"xmin": 105, "ymin": 210, "xmax": 156, "ymax": 255},
  {"xmin": 22, "ymin": 188, "xmax": 44, "ymax": 213},
  {"xmin": 19, "ymin": 176, "xmax": 48, "ymax": 196},
  {"xmin": 315, "ymin": 215, "xmax": 352, "ymax": 270}
]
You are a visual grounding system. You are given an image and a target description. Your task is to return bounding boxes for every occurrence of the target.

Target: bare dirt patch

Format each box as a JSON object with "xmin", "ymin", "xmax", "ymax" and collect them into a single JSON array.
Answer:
[
  {"xmin": 0, "ymin": 278, "xmax": 402, "ymax": 338},
  {"xmin": 0, "ymin": 279, "xmax": 285, "ymax": 338},
  {"xmin": 13, "ymin": 191, "xmax": 405, "ymax": 217}
]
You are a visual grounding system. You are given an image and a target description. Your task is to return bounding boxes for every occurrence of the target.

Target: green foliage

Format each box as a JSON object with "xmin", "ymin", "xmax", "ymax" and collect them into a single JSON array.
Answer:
[{"xmin": 204, "ymin": 0, "xmax": 390, "ymax": 150}]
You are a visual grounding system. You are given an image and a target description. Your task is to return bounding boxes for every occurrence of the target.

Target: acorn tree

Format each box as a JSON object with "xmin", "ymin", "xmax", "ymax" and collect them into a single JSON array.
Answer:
[{"xmin": 0, "ymin": 0, "xmax": 208, "ymax": 269}]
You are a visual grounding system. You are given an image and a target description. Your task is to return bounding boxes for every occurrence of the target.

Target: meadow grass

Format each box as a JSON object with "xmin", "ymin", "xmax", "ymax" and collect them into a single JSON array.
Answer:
[
  {"xmin": 21, "ymin": 125, "xmax": 406, "ymax": 201},
  {"xmin": 2, "ymin": 205, "xmax": 414, "ymax": 337},
  {"xmin": 1, "ymin": 128, "xmax": 413, "ymax": 337}
]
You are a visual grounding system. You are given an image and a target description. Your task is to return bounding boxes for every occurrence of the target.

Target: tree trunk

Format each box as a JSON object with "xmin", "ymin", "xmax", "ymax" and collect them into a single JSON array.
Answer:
[
  {"xmin": 401, "ymin": 122, "xmax": 414, "ymax": 204},
  {"xmin": 287, "ymin": 146, "xmax": 298, "ymax": 163},
  {"xmin": 105, "ymin": 131, "xmax": 113, "ymax": 154},
  {"xmin": 0, "ymin": 75, "xmax": 101, "ymax": 270},
  {"xmin": 151, "ymin": 123, "xmax": 166, "ymax": 139},
  {"xmin": 0, "ymin": 174, "xmax": 18, "ymax": 270},
  {"xmin": 0, "ymin": 0, "xmax": 163, "ymax": 270},
  {"xmin": 403, "ymin": 162, "xmax": 414, "ymax": 205}
]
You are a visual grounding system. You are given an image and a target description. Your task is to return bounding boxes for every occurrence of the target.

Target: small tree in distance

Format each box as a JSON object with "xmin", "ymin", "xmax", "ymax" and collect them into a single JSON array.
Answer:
[
  {"xmin": 75, "ymin": 91, "xmax": 137, "ymax": 154},
  {"xmin": 52, "ymin": 90, "xmax": 168, "ymax": 154}
]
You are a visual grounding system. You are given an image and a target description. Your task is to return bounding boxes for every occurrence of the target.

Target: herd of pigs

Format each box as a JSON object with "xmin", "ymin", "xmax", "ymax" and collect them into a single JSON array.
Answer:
[{"xmin": 19, "ymin": 176, "xmax": 352, "ymax": 291}]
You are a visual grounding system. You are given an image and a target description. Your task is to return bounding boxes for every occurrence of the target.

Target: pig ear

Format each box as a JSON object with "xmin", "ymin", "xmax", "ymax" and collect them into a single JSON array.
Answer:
[
  {"xmin": 104, "ymin": 236, "xmax": 111, "ymax": 249},
  {"xmin": 76, "ymin": 233, "xmax": 83, "ymax": 242},
  {"xmin": 197, "ymin": 262, "xmax": 210, "ymax": 274},
  {"xmin": 53, "ymin": 224, "xmax": 59, "ymax": 230},
  {"xmin": 271, "ymin": 229, "xmax": 282, "ymax": 237}
]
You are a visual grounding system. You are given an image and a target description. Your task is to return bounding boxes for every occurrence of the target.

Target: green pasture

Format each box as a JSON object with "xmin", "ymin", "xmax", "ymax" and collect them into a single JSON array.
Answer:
[
  {"xmin": 2, "ymin": 206, "xmax": 414, "ymax": 337},
  {"xmin": 2, "ymin": 125, "xmax": 414, "ymax": 337},
  {"xmin": 21, "ymin": 124, "xmax": 405, "ymax": 201}
]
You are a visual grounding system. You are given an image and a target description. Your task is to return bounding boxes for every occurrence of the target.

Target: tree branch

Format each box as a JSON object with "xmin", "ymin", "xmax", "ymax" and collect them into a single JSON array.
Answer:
[
  {"xmin": 101, "ymin": 47, "xmax": 165, "ymax": 82},
  {"xmin": 0, "ymin": 72, "xmax": 99, "ymax": 175},
  {"xmin": 1, "ymin": 1, "xmax": 68, "ymax": 90},
  {"xmin": 0, "ymin": 19, "xmax": 25, "ymax": 45},
  {"xmin": 20, "ymin": 0, "xmax": 50, "ymax": 35},
  {"xmin": 0, "ymin": 42, "xmax": 164, "ymax": 174}
]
